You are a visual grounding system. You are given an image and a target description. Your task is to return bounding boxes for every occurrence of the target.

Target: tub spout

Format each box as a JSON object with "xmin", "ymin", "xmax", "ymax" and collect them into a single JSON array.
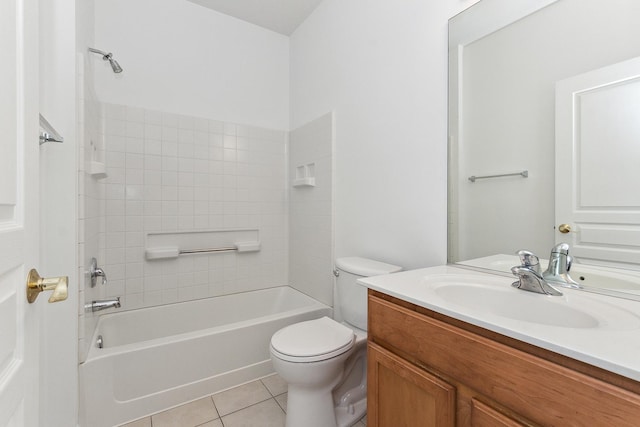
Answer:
[{"xmin": 85, "ymin": 297, "xmax": 121, "ymax": 312}]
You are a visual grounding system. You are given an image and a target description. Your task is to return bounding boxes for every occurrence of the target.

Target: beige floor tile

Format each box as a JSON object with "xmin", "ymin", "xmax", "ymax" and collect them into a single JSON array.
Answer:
[
  {"xmin": 274, "ymin": 393, "xmax": 287, "ymax": 413},
  {"xmin": 151, "ymin": 397, "xmax": 219, "ymax": 427},
  {"xmin": 120, "ymin": 417, "xmax": 151, "ymax": 427},
  {"xmin": 261, "ymin": 373, "xmax": 288, "ymax": 396},
  {"xmin": 212, "ymin": 380, "xmax": 272, "ymax": 416},
  {"xmin": 221, "ymin": 399, "xmax": 286, "ymax": 427},
  {"xmin": 197, "ymin": 419, "xmax": 223, "ymax": 427}
]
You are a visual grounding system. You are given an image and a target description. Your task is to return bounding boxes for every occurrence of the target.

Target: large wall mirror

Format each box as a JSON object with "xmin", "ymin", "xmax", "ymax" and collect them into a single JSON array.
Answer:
[{"xmin": 448, "ymin": 0, "xmax": 640, "ymax": 297}]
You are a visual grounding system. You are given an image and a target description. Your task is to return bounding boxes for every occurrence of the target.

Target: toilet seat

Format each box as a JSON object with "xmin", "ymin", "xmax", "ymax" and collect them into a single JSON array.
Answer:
[{"xmin": 270, "ymin": 317, "xmax": 355, "ymax": 363}]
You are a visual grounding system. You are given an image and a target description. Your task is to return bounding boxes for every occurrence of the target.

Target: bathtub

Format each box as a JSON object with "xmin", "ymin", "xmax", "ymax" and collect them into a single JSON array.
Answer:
[{"xmin": 79, "ymin": 286, "xmax": 331, "ymax": 427}]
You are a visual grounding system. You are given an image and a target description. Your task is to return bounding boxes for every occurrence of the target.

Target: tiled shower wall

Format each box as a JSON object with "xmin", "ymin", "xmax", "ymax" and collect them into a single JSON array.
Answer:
[
  {"xmin": 289, "ymin": 113, "xmax": 334, "ymax": 307},
  {"xmin": 99, "ymin": 104, "xmax": 288, "ymax": 311}
]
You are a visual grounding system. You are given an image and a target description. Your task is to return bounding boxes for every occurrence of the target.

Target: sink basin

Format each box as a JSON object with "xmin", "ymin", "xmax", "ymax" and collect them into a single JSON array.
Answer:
[
  {"xmin": 422, "ymin": 275, "xmax": 640, "ymax": 330},
  {"xmin": 434, "ymin": 283, "xmax": 599, "ymax": 328},
  {"xmin": 570, "ymin": 265, "xmax": 640, "ymax": 291}
]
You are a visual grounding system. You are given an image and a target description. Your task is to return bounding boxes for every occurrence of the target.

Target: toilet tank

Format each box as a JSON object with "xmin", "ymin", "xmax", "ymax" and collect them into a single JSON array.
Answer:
[{"xmin": 335, "ymin": 257, "xmax": 402, "ymax": 331}]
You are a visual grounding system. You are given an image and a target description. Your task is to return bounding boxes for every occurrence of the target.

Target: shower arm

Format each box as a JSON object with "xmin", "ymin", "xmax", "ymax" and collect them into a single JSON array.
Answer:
[{"xmin": 88, "ymin": 47, "xmax": 112, "ymax": 60}]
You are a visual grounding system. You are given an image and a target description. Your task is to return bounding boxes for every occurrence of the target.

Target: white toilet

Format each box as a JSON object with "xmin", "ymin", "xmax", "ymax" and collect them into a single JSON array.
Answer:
[{"xmin": 270, "ymin": 257, "xmax": 402, "ymax": 427}]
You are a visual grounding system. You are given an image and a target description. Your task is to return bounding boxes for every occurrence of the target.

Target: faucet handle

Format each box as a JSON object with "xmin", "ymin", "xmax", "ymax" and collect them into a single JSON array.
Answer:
[
  {"xmin": 551, "ymin": 242, "xmax": 570, "ymax": 255},
  {"xmin": 90, "ymin": 257, "xmax": 107, "ymax": 287},
  {"xmin": 516, "ymin": 250, "xmax": 541, "ymax": 274},
  {"xmin": 511, "ymin": 265, "xmax": 562, "ymax": 296}
]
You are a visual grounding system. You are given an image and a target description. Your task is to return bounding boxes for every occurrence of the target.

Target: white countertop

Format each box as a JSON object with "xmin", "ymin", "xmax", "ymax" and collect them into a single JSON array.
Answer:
[{"xmin": 358, "ymin": 264, "xmax": 640, "ymax": 382}]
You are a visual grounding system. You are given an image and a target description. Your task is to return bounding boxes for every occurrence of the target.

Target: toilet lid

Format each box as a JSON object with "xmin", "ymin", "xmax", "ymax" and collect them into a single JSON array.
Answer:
[{"xmin": 271, "ymin": 317, "xmax": 355, "ymax": 362}]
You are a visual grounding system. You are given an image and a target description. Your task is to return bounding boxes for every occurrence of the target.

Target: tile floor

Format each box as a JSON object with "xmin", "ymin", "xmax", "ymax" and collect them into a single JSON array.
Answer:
[{"xmin": 121, "ymin": 374, "xmax": 367, "ymax": 427}]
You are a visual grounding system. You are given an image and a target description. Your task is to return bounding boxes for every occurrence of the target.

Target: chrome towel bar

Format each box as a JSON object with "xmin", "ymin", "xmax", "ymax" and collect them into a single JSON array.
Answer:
[
  {"xmin": 468, "ymin": 170, "xmax": 528, "ymax": 183},
  {"xmin": 179, "ymin": 247, "xmax": 236, "ymax": 255},
  {"xmin": 145, "ymin": 241, "xmax": 261, "ymax": 260}
]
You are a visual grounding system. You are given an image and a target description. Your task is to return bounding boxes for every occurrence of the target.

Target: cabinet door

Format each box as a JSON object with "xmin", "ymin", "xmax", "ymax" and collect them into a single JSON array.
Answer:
[
  {"xmin": 368, "ymin": 342, "xmax": 455, "ymax": 427},
  {"xmin": 470, "ymin": 398, "xmax": 527, "ymax": 427}
]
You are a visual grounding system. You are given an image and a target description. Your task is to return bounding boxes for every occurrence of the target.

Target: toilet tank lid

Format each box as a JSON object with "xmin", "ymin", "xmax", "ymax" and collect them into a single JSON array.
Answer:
[{"xmin": 335, "ymin": 257, "xmax": 402, "ymax": 277}]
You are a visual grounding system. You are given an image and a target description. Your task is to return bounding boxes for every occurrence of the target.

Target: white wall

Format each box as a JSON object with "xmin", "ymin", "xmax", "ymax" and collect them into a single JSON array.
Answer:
[
  {"xmin": 94, "ymin": 0, "xmax": 290, "ymax": 130},
  {"xmin": 290, "ymin": 0, "xmax": 480, "ymax": 270}
]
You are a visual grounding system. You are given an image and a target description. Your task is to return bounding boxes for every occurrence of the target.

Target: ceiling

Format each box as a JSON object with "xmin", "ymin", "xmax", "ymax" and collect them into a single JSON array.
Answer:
[{"xmin": 186, "ymin": 0, "xmax": 324, "ymax": 36}]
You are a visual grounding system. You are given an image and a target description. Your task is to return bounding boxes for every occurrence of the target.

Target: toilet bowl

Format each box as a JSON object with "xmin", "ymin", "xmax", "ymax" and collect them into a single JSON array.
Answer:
[{"xmin": 270, "ymin": 257, "xmax": 401, "ymax": 427}]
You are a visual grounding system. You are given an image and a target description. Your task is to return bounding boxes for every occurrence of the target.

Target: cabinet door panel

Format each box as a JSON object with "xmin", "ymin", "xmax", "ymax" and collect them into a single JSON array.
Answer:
[
  {"xmin": 471, "ymin": 398, "xmax": 526, "ymax": 427},
  {"xmin": 368, "ymin": 342, "xmax": 455, "ymax": 427}
]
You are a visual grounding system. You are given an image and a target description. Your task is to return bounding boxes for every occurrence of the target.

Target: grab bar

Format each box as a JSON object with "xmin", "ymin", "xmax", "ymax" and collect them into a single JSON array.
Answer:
[
  {"xmin": 180, "ymin": 241, "xmax": 260, "ymax": 254},
  {"xmin": 179, "ymin": 247, "xmax": 236, "ymax": 254},
  {"xmin": 468, "ymin": 170, "xmax": 528, "ymax": 183},
  {"xmin": 146, "ymin": 241, "xmax": 261, "ymax": 260},
  {"xmin": 39, "ymin": 114, "xmax": 64, "ymax": 145}
]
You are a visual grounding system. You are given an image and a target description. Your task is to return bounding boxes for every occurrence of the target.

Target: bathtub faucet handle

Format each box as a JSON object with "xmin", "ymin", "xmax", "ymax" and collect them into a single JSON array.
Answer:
[{"xmin": 90, "ymin": 257, "xmax": 107, "ymax": 287}]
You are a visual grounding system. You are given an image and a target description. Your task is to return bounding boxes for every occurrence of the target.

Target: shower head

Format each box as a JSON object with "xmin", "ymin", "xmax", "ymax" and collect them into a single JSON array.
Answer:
[
  {"xmin": 107, "ymin": 56, "xmax": 123, "ymax": 73},
  {"xmin": 88, "ymin": 47, "xmax": 123, "ymax": 73}
]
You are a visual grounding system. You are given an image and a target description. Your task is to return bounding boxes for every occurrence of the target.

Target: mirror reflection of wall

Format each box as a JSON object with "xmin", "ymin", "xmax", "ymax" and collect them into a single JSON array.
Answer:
[{"xmin": 449, "ymin": 0, "xmax": 640, "ymax": 266}]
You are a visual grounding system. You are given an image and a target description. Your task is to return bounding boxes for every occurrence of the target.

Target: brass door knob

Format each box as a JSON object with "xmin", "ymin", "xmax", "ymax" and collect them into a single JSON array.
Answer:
[
  {"xmin": 26, "ymin": 269, "xmax": 68, "ymax": 303},
  {"xmin": 558, "ymin": 224, "xmax": 572, "ymax": 234}
]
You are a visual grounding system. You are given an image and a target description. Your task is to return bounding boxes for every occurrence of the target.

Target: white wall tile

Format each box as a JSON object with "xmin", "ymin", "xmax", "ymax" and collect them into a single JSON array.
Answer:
[
  {"xmin": 100, "ymin": 103, "xmax": 288, "ymax": 311},
  {"xmin": 145, "ymin": 110, "xmax": 162, "ymax": 125},
  {"xmin": 162, "ymin": 112, "xmax": 178, "ymax": 128},
  {"xmin": 126, "ymin": 122, "xmax": 144, "ymax": 139},
  {"xmin": 289, "ymin": 113, "xmax": 334, "ymax": 306},
  {"xmin": 126, "ymin": 106, "xmax": 145, "ymax": 123},
  {"xmin": 145, "ymin": 124, "xmax": 162, "ymax": 140},
  {"xmin": 143, "ymin": 154, "xmax": 162, "ymax": 171},
  {"xmin": 125, "ymin": 200, "xmax": 144, "ymax": 216},
  {"xmin": 125, "ymin": 153, "xmax": 144, "ymax": 169}
]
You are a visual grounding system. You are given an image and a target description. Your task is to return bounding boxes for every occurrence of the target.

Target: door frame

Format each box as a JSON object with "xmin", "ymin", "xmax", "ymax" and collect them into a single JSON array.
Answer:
[{"xmin": 38, "ymin": 0, "xmax": 79, "ymax": 424}]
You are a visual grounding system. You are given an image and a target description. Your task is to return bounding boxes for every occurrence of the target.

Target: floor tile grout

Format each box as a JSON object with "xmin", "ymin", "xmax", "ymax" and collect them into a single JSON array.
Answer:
[
  {"xmin": 273, "ymin": 396, "xmax": 286, "ymax": 414},
  {"xmin": 210, "ymin": 394, "xmax": 222, "ymax": 420},
  {"xmin": 219, "ymin": 395, "xmax": 277, "ymax": 418},
  {"xmin": 125, "ymin": 375, "xmax": 292, "ymax": 427}
]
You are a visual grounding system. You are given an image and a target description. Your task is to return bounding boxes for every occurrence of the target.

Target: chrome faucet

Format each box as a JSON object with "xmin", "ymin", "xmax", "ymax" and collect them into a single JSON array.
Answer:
[
  {"xmin": 542, "ymin": 243, "xmax": 581, "ymax": 288},
  {"xmin": 90, "ymin": 257, "xmax": 107, "ymax": 287},
  {"xmin": 85, "ymin": 297, "xmax": 121, "ymax": 312},
  {"xmin": 511, "ymin": 250, "xmax": 562, "ymax": 296},
  {"xmin": 516, "ymin": 250, "xmax": 542, "ymax": 274}
]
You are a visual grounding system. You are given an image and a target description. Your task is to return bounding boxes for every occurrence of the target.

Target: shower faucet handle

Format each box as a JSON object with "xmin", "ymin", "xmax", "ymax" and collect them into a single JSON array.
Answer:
[{"xmin": 90, "ymin": 257, "xmax": 107, "ymax": 287}]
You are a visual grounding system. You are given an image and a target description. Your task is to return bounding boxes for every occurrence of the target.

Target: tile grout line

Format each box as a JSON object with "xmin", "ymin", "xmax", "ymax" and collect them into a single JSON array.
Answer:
[
  {"xmin": 260, "ymin": 378, "xmax": 278, "ymax": 398},
  {"xmin": 273, "ymin": 395, "xmax": 287, "ymax": 414},
  {"xmin": 260, "ymin": 376, "xmax": 287, "ymax": 415},
  {"xmin": 209, "ymin": 394, "xmax": 222, "ymax": 421},
  {"xmin": 217, "ymin": 395, "xmax": 276, "ymax": 419},
  {"xmin": 125, "ymin": 377, "xmax": 286, "ymax": 427}
]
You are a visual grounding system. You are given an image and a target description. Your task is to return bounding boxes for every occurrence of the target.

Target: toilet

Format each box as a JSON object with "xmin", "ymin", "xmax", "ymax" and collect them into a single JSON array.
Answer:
[{"xmin": 270, "ymin": 257, "xmax": 402, "ymax": 427}]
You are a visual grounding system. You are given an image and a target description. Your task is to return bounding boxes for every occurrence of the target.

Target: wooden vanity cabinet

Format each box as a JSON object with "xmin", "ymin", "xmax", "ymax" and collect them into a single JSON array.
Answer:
[
  {"xmin": 368, "ymin": 342, "xmax": 455, "ymax": 427},
  {"xmin": 367, "ymin": 290, "xmax": 640, "ymax": 427}
]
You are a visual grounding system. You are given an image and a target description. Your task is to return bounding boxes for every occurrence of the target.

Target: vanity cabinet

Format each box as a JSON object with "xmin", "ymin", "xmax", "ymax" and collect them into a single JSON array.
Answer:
[
  {"xmin": 368, "ymin": 343, "xmax": 455, "ymax": 426},
  {"xmin": 367, "ymin": 290, "xmax": 640, "ymax": 427}
]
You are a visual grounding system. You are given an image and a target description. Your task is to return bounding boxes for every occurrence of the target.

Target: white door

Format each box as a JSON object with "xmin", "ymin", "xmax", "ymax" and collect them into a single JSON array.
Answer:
[
  {"xmin": 556, "ymin": 56, "xmax": 640, "ymax": 267},
  {"xmin": 1, "ymin": 0, "xmax": 43, "ymax": 424}
]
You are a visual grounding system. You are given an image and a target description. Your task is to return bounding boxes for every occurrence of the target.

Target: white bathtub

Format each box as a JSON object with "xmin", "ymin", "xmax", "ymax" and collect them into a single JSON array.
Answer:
[{"xmin": 79, "ymin": 286, "xmax": 331, "ymax": 427}]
